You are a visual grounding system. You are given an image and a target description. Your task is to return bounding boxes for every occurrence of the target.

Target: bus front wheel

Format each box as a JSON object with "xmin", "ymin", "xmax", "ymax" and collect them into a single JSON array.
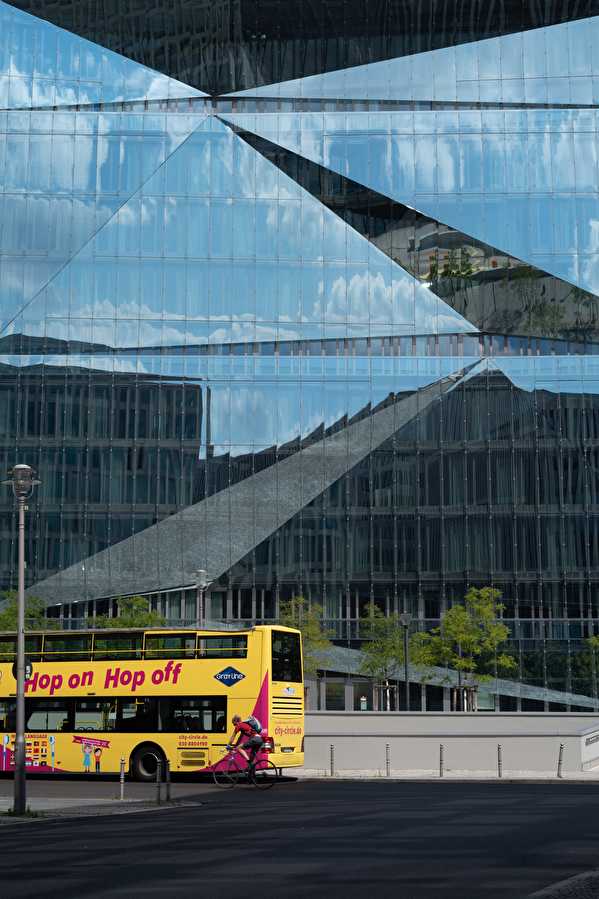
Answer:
[{"xmin": 131, "ymin": 744, "xmax": 166, "ymax": 782}]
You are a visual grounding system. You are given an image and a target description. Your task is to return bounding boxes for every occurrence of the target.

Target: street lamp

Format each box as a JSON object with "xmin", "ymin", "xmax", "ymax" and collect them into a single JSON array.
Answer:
[
  {"xmin": 193, "ymin": 569, "xmax": 209, "ymax": 628},
  {"xmin": 399, "ymin": 611, "xmax": 412, "ymax": 712},
  {"xmin": 2, "ymin": 464, "xmax": 41, "ymax": 815}
]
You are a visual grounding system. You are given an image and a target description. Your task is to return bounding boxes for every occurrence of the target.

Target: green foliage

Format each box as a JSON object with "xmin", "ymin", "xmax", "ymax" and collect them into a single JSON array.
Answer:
[
  {"xmin": 0, "ymin": 591, "xmax": 55, "ymax": 630},
  {"xmin": 409, "ymin": 587, "xmax": 516, "ymax": 685},
  {"xmin": 278, "ymin": 596, "xmax": 333, "ymax": 679},
  {"xmin": 359, "ymin": 603, "xmax": 405, "ymax": 682},
  {"xmin": 583, "ymin": 636, "xmax": 599, "ymax": 698},
  {"xmin": 587, "ymin": 635, "xmax": 599, "ymax": 654},
  {"xmin": 89, "ymin": 595, "xmax": 165, "ymax": 629}
]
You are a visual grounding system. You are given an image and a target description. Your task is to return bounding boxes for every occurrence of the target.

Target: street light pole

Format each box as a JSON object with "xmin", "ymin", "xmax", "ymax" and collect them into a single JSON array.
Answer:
[
  {"xmin": 2, "ymin": 464, "xmax": 41, "ymax": 816},
  {"xmin": 399, "ymin": 611, "xmax": 412, "ymax": 713},
  {"xmin": 193, "ymin": 569, "xmax": 208, "ymax": 628}
]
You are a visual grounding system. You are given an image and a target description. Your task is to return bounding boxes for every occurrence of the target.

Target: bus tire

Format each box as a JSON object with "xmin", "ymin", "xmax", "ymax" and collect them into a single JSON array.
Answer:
[{"xmin": 130, "ymin": 743, "xmax": 166, "ymax": 782}]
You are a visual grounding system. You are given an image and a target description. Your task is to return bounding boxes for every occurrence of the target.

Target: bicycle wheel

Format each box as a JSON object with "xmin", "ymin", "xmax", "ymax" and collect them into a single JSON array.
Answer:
[
  {"xmin": 213, "ymin": 756, "xmax": 246, "ymax": 788},
  {"xmin": 251, "ymin": 759, "xmax": 279, "ymax": 790}
]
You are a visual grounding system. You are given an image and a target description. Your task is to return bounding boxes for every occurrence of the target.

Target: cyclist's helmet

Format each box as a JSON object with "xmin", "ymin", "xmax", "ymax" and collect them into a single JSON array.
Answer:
[{"xmin": 232, "ymin": 714, "xmax": 242, "ymax": 724}]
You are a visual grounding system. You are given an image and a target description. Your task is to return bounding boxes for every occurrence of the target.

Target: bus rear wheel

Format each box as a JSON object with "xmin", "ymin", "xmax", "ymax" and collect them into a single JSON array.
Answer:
[{"xmin": 131, "ymin": 744, "xmax": 165, "ymax": 782}]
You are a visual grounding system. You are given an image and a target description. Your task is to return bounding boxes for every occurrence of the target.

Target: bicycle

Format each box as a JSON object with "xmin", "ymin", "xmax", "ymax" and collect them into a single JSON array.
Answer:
[{"xmin": 212, "ymin": 744, "xmax": 279, "ymax": 790}]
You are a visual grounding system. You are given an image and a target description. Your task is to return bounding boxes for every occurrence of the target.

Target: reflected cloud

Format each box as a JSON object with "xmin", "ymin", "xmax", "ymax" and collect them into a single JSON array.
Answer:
[{"xmin": 0, "ymin": 2, "xmax": 204, "ymax": 108}]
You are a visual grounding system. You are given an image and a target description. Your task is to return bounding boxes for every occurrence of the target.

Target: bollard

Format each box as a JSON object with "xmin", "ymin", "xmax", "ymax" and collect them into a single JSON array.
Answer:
[
  {"xmin": 557, "ymin": 743, "xmax": 564, "ymax": 779},
  {"xmin": 385, "ymin": 743, "xmax": 390, "ymax": 777},
  {"xmin": 156, "ymin": 758, "xmax": 162, "ymax": 804},
  {"xmin": 330, "ymin": 744, "xmax": 335, "ymax": 777},
  {"xmin": 165, "ymin": 759, "xmax": 171, "ymax": 802},
  {"xmin": 497, "ymin": 744, "xmax": 503, "ymax": 779},
  {"xmin": 439, "ymin": 743, "xmax": 444, "ymax": 778},
  {"xmin": 119, "ymin": 757, "xmax": 125, "ymax": 801}
]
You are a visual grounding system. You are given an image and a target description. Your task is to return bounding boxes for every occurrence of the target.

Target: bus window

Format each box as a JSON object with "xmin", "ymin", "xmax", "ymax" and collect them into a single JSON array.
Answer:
[
  {"xmin": 272, "ymin": 631, "xmax": 302, "ymax": 682},
  {"xmin": 42, "ymin": 634, "xmax": 92, "ymax": 662},
  {"xmin": 0, "ymin": 637, "xmax": 15, "ymax": 663},
  {"xmin": 0, "ymin": 700, "xmax": 15, "ymax": 730},
  {"xmin": 197, "ymin": 636, "xmax": 248, "ymax": 659},
  {"xmin": 160, "ymin": 697, "xmax": 227, "ymax": 733},
  {"xmin": 118, "ymin": 698, "xmax": 158, "ymax": 732},
  {"xmin": 93, "ymin": 633, "xmax": 143, "ymax": 661},
  {"xmin": 0, "ymin": 636, "xmax": 42, "ymax": 662},
  {"xmin": 74, "ymin": 700, "xmax": 116, "ymax": 732},
  {"xmin": 145, "ymin": 634, "xmax": 196, "ymax": 660},
  {"xmin": 26, "ymin": 699, "xmax": 73, "ymax": 732},
  {"xmin": 25, "ymin": 636, "xmax": 43, "ymax": 662}
]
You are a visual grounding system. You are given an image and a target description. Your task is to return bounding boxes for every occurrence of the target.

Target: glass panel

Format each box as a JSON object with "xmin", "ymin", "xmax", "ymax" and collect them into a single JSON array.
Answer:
[
  {"xmin": 0, "ymin": 700, "xmax": 16, "ymax": 730},
  {"xmin": 74, "ymin": 699, "xmax": 117, "ymax": 732},
  {"xmin": 26, "ymin": 699, "xmax": 72, "ymax": 732},
  {"xmin": 0, "ymin": 637, "xmax": 16, "ymax": 662},
  {"xmin": 118, "ymin": 697, "xmax": 158, "ymax": 731},
  {"xmin": 145, "ymin": 633, "xmax": 196, "ymax": 659},
  {"xmin": 272, "ymin": 630, "xmax": 302, "ymax": 682},
  {"xmin": 0, "ymin": 0, "xmax": 206, "ymax": 108},
  {"xmin": 160, "ymin": 696, "xmax": 227, "ymax": 732},
  {"xmin": 197, "ymin": 636, "xmax": 248, "ymax": 658},
  {"xmin": 93, "ymin": 633, "xmax": 143, "ymax": 660},
  {"xmin": 325, "ymin": 682, "xmax": 345, "ymax": 710},
  {"xmin": 42, "ymin": 635, "xmax": 92, "ymax": 661}
]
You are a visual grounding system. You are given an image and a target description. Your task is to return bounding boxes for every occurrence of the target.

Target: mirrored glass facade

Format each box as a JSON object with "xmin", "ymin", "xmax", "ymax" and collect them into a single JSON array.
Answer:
[{"xmin": 3, "ymin": 1, "xmax": 599, "ymax": 705}]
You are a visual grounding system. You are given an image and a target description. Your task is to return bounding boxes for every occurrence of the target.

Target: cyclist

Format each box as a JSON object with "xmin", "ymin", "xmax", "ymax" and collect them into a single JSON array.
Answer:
[{"xmin": 227, "ymin": 714, "xmax": 264, "ymax": 767}]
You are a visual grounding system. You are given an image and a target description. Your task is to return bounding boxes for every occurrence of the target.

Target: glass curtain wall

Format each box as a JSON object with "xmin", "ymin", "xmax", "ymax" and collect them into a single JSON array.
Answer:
[{"xmin": 2, "ymin": 2, "xmax": 599, "ymax": 706}]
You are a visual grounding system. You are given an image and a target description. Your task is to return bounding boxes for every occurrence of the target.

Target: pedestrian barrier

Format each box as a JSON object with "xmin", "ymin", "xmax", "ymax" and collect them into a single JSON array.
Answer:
[
  {"xmin": 557, "ymin": 744, "xmax": 564, "ymax": 779},
  {"xmin": 156, "ymin": 759, "xmax": 162, "ymax": 804},
  {"xmin": 119, "ymin": 757, "xmax": 125, "ymax": 800},
  {"xmin": 165, "ymin": 760, "xmax": 171, "ymax": 802}
]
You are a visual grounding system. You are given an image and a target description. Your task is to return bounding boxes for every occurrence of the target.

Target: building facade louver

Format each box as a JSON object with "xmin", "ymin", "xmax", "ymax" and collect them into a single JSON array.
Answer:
[{"xmin": 3, "ymin": 1, "xmax": 599, "ymax": 708}]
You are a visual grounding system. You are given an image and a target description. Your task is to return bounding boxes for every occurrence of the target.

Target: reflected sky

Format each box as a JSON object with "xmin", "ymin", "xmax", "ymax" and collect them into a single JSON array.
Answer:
[
  {"xmin": 0, "ymin": 112, "xmax": 206, "ymax": 332},
  {"xmin": 221, "ymin": 108, "xmax": 599, "ymax": 297},
  {"xmin": 228, "ymin": 16, "xmax": 599, "ymax": 103},
  {"xmin": 0, "ymin": 0, "xmax": 205, "ymax": 107},
  {"xmin": 2, "ymin": 115, "xmax": 474, "ymax": 344},
  {"xmin": 2, "ymin": 8, "xmax": 599, "ymax": 356}
]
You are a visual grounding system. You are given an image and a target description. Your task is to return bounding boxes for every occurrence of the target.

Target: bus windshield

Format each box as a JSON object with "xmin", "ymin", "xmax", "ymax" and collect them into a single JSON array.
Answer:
[{"xmin": 271, "ymin": 630, "xmax": 302, "ymax": 682}]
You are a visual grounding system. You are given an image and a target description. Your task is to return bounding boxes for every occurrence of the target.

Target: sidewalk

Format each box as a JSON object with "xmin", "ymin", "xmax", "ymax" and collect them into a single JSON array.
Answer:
[
  {"xmin": 0, "ymin": 777, "xmax": 215, "ymax": 824},
  {"xmin": 0, "ymin": 797, "xmax": 177, "ymax": 825},
  {"xmin": 294, "ymin": 767, "xmax": 599, "ymax": 782}
]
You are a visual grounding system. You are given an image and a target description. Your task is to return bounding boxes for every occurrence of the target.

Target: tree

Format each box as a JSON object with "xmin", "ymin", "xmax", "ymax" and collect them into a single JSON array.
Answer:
[
  {"xmin": 89, "ymin": 595, "xmax": 165, "ymax": 629},
  {"xmin": 278, "ymin": 596, "xmax": 333, "ymax": 679},
  {"xmin": 409, "ymin": 587, "xmax": 516, "ymax": 689},
  {"xmin": 359, "ymin": 604, "xmax": 405, "ymax": 711},
  {"xmin": 0, "ymin": 591, "xmax": 55, "ymax": 630},
  {"xmin": 586, "ymin": 635, "xmax": 599, "ymax": 698}
]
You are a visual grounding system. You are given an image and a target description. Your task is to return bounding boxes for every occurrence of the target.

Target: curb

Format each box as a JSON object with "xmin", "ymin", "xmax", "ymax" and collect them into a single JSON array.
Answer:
[
  {"xmin": 0, "ymin": 798, "xmax": 202, "ymax": 826},
  {"xmin": 295, "ymin": 775, "xmax": 599, "ymax": 784}
]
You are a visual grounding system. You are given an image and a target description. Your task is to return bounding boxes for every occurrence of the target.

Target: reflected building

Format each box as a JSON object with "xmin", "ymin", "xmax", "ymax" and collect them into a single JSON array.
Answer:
[{"xmin": 3, "ymin": 1, "xmax": 599, "ymax": 708}]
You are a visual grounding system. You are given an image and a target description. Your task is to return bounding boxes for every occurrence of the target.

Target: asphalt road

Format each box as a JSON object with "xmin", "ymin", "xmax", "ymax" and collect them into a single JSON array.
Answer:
[{"xmin": 3, "ymin": 782, "xmax": 599, "ymax": 898}]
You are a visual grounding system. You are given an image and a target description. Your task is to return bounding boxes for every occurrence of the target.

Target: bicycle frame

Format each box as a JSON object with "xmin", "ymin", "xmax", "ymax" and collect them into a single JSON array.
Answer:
[{"xmin": 220, "ymin": 745, "xmax": 270, "ymax": 770}]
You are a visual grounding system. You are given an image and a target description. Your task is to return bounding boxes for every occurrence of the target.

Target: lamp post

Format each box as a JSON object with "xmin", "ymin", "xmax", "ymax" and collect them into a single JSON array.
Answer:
[
  {"xmin": 193, "ymin": 569, "xmax": 209, "ymax": 628},
  {"xmin": 2, "ymin": 464, "xmax": 41, "ymax": 815},
  {"xmin": 399, "ymin": 611, "xmax": 412, "ymax": 712}
]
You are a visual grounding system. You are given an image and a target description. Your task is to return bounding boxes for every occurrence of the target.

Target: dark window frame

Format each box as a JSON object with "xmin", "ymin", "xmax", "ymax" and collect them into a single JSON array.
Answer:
[{"xmin": 16, "ymin": 695, "xmax": 229, "ymax": 734}]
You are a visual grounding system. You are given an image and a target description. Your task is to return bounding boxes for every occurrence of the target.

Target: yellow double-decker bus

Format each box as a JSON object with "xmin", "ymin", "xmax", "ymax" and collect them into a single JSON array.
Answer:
[{"xmin": 0, "ymin": 625, "xmax": 303, "ymax": 780}]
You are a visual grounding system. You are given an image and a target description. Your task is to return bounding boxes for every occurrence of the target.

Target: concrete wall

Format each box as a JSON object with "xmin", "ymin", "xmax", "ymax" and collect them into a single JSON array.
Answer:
[
  {"xmin": 303, "ymin": 712, "xmax": 599, "ymax": 775},
  {"xmin": 580, "ymin": 724, "xmax": 599, "ymax": 770}
]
